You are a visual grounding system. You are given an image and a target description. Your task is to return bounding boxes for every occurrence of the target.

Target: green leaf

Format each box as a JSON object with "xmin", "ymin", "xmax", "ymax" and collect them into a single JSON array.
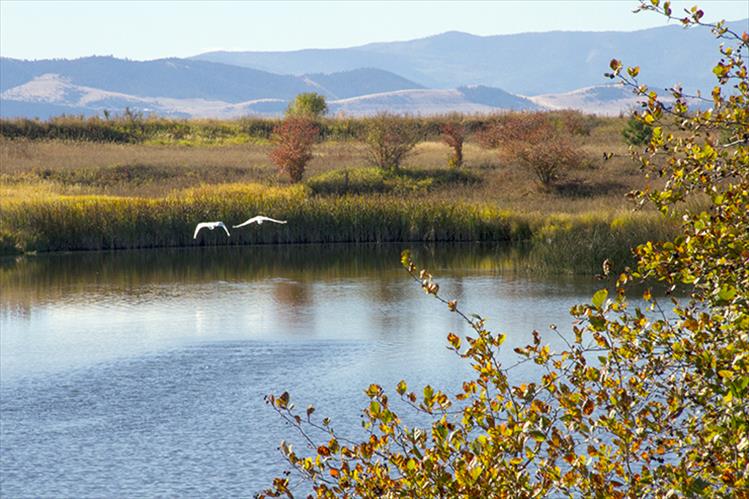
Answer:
[
  {"xmin": 530, "ymin": 430, "xmax": 546, "ymax": 442},
  {"xmin": 396, "ymin": 380, "xmax": 408, "ymax": 395},
  {"xmin": 592, "ymin": 289, "xmax": 609, "ymax": 309},
  {"xmin": 470, "ymin": 464, "xmax": 483, "ymax": 481},
  {"xmin": 400, "ymin": 249, "xmax": 411, "ymax": 267},
  {"xmin": 423, "ymin": 385, "xmax": 434, "ymax": 400},
  {"xmin": 716, "ymin": 285, "xmax": 736, "ymax": 302}
]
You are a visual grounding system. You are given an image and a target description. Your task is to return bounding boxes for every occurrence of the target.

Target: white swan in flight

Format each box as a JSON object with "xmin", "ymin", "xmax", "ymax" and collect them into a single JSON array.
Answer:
[
  {"xmin": 193, "ymin": 221, "xmax": 231, "ymax": 239},
  {"xmin": 233, "ymin": 216, "xmax": 287, "ymax": 228}
]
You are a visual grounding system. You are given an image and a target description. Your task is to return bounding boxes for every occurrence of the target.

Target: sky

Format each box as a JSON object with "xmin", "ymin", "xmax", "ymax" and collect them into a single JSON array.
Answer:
[{"xmin": 1, "ymin": 1, "xmax": 747, "ymax": 60}]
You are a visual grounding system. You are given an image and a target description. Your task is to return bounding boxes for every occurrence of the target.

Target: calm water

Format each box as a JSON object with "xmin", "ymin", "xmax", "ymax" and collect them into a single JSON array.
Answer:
[{"xmin": 0, "ymin": 244, "xmax": 602, "ymax": 497}]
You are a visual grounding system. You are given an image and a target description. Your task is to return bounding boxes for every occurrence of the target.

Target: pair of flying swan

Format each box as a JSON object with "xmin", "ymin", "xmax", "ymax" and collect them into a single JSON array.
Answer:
[{"xmin": 193, "ymin": 216, "xmax": 286, "ymax": 239}]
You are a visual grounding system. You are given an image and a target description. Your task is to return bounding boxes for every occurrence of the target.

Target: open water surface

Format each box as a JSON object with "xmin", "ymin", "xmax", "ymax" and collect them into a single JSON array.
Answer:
[{"xmin": 0, "ymin": 244, "xmax": 602, "ymax": 497}]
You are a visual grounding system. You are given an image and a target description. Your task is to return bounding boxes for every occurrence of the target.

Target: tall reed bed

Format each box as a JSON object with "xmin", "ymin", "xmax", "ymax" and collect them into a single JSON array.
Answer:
[
  {"xmin": 0, "ymin": 184, "xmax": 521, "ymax": 252},
  {"xmin": 0, "ymin": 183, "xmax": 676, "ymax": 272},
  {"xmin": 525, "ymin": 211, "xmax": 678, "ymax": 273}
]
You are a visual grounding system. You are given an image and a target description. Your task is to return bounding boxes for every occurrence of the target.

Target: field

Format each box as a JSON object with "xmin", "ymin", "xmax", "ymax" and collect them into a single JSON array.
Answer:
[{"xmin": 0, "ymin": 113, "xmax": 675, "ymax": 272}]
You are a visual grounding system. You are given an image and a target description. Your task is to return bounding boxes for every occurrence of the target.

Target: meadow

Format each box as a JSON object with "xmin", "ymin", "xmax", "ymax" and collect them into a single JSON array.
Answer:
[{"xmin": 0, "ymin": 113, "xmax": 675, "ymax": 272}]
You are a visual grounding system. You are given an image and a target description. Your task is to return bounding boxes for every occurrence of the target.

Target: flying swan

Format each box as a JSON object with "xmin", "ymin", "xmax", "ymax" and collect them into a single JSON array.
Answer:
[
  {"xmin": 233, "ymin": 216, "xmax": 287, "ymax": 228},
  {"xmin": 193, "ymin": 221, "xmax": 231, "ymax": 239}
]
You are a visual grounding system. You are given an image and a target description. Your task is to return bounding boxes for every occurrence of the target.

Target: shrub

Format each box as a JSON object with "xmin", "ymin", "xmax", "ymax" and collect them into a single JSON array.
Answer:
[
  {"xmin": 306, "ymin": 168, "xmax": 387, "ymax": 195},
  {"xmin": 515, "ymin": 136, "xmax": 581, "ymax": 188},
  {"xmin": 362, "ymin": 113, "xmax": 422, "ymax": 173},
  {"xmin": 475, "ymin": 112, "xmax": 551, "ymax": 149},
  {"xmin": 621, "ymin": 115, "xmax": 653, "ymax": 145},
  {"xmin": 269, "ymin": 118, "xmax": 319, "ymax": 183},
  {"xmin": 551, "ymin": 109, "xmax": 598, "ymax": 136},
  {"xmin": 440, "ymin": 120, "xmax": 466, "ymax": 168},
  {"xmin": 478, "ymin": 112, "xmax": 584, "ymax": 188}
]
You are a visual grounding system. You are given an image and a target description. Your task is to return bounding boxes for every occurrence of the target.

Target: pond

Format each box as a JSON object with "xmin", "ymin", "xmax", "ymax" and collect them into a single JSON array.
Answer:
[{"xmin": 0, "ymin": 244, "xmax": 602, "ymax": 497}]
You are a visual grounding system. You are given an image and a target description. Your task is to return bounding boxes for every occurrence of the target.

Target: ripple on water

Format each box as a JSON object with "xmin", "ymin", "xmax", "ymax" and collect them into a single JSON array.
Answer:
[
  {"xmin": 0, "ymin": 244, "xmax": 598, "ymax": 496},
  {"xmin": 1, "ymin": 340, "xmax": 383, "ymax": 497}
]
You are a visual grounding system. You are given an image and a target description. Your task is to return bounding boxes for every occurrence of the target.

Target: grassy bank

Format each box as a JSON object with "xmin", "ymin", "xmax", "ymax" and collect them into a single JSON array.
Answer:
[{"xmin": 0, "ymin": 183, "xmax": 676, "ymax": 273}]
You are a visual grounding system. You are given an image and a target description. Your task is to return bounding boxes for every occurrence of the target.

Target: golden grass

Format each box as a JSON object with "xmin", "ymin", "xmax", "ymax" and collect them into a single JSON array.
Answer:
[{"xmin": 0, "ymin": 120, "xmax": 642, "ymax": 211}]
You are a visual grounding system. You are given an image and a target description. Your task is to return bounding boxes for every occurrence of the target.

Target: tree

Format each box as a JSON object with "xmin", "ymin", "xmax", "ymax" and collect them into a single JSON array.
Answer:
[
  {"xmin": 262, "ymin": 5, "xmax": 748, "ymax": 497},
  {"xmin": 363, "ymin": 113, "xmax": 422, "ymax": 173},
  {"xmin": 269, "ymin": 117, "xmax": 319, "ymax": 183},
  {"xmin": 286, "ymin": 93, "xmax": 328, "ymax": 119}
]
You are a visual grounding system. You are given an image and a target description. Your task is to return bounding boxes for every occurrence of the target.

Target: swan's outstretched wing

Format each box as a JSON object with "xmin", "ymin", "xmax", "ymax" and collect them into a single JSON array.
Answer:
[
  {"xmin": 194, "ymin": 222, "xmax": 210, "ymax": 239},
  {"xmin": 217, "ymin": 222, "xmax": 231, "ymax": 237},
  {"xmin": 233, "ymin": 216, "xmax": 260, "ymax": 228},
  {"xmin": 258, "ymin": 216, "xmax": 287, "ymax": 224},
  {"xmin": 234, "ymin": 215, "xmax": 288, "ymax": 228}
]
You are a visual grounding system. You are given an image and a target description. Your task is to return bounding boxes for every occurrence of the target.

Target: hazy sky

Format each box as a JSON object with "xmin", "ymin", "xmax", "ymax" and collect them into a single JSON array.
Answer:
[{"xmin": 1, "ymin": 1, "xmax": 747, "ymax": 60}]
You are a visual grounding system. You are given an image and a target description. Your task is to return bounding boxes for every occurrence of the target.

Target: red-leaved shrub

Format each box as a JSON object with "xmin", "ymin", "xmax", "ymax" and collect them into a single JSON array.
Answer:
[
  {"xmin": 269, "ymin": 118, "xmax": 319, "ymax": 183},
  {"xmin": 477, "ymin": 112, "xmax": 583, "ymax": 188}
]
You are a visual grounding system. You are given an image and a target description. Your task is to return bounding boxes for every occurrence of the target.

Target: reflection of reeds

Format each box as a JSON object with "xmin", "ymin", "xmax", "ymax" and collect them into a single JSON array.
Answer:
[{"xmin": 0, "ymin": 240, "xmax": 670, "ymax": 315}]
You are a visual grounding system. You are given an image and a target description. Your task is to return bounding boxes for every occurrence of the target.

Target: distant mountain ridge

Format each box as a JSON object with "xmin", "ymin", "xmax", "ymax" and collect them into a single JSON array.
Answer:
[
  {"xmin": 0, "ymin": 56, "xmax": 548, "ymax": 118},
  {"xmin": 3, "ymin": 19, "xmax": 746, "ymax": 119},
  {"xmin": 0, "ymin": 57, "xmax": 424, "ymax": 102},
  {"xmin": 193, "ymin": 19, "xmax": 748, "ymax": 95}
]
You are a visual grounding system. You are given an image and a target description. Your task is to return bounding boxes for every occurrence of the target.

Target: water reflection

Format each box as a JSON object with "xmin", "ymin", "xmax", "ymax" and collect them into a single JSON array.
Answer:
[{"xmin": 0, "ymin": 243, "xmax": 590, "ymax": 313}]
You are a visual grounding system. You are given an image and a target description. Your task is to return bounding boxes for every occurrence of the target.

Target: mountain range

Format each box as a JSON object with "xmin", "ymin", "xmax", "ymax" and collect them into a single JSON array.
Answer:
[
  {"xmin": 193, "ymin": 20, "xmax": 748, "ymax": 94},
  {"xmin": 1, "ymin": 19, "xmax": 745, "ymax": 119}
]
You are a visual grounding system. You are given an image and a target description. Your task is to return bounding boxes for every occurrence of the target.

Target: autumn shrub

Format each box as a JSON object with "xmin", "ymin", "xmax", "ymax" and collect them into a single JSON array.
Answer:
[
  {"xmin": 475, "ymin": 112, "xmax": 551, "ymax": 148},
  {"xmin": 516, "ymin": 136, "xmax": 581, "ymax": 188},
  {"xmin": 262, "ymin": 4, "xmax": 749, "ymax": 497},
  {"xmin": 440, "ymin": 120, "xmax": 466, "ymax": 168},
  {"xmin": 362, "ymin": 113, "xmax": 422, "ymax": 173},
  {"xmin": 269, "ymin": 117, "xmax": 319, "ymax": 183},
  {"xmin": 479, "ymin": 112, "xmax": 584, "ymax": 188}
]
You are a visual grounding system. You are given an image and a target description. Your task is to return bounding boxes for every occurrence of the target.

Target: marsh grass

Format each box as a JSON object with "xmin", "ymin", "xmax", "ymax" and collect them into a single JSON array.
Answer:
[{"xmin": 0, "ymin": 182, "xmax": 676, "ymax": 271}]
